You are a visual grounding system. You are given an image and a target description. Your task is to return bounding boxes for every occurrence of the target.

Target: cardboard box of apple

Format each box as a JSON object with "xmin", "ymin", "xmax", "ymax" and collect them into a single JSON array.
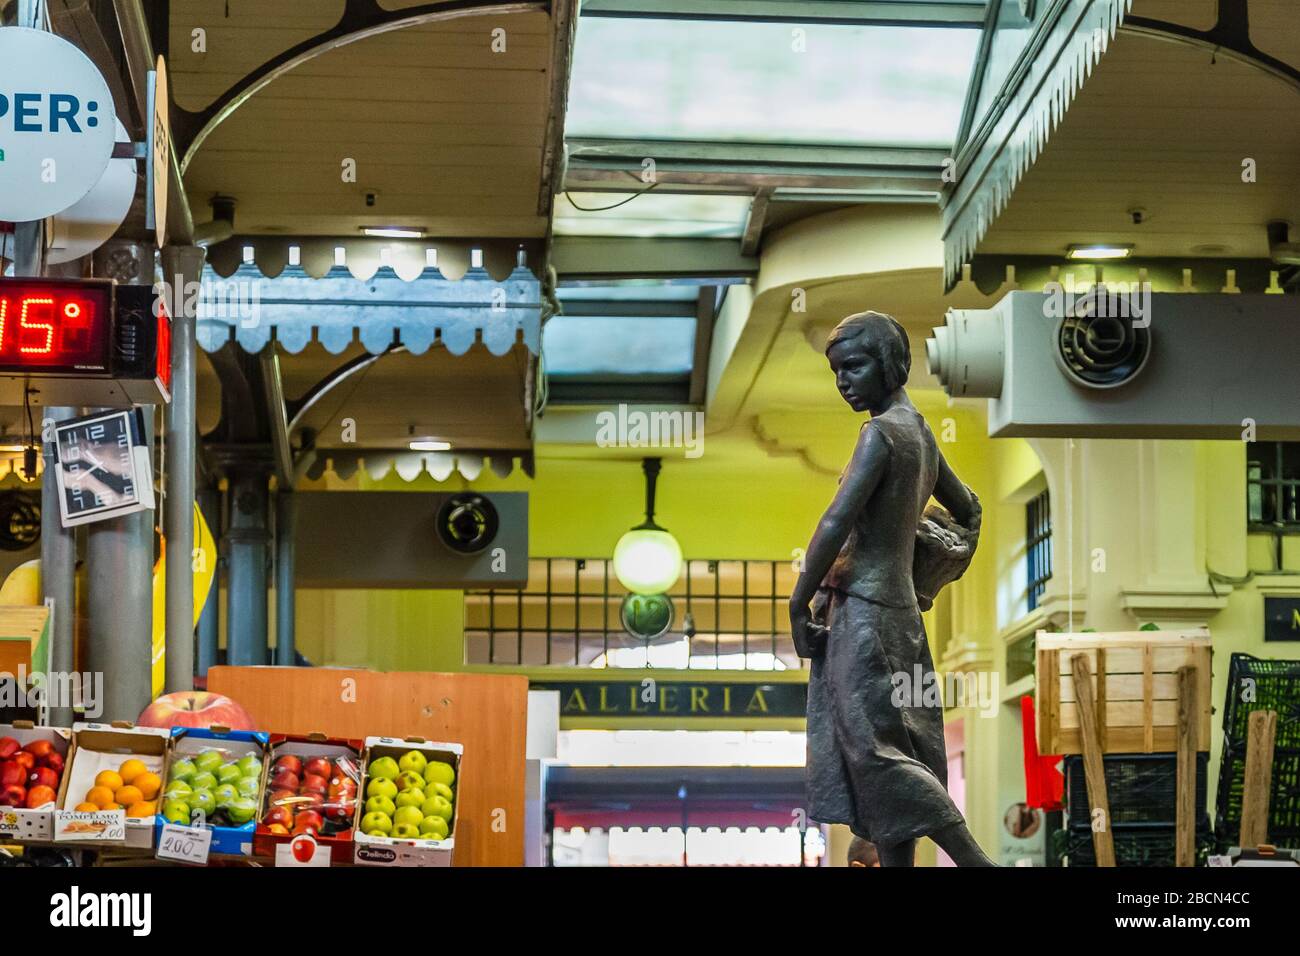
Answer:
[
  {"xmin": 352, "ymin": 737, "xmax": 460, "ymax": 867},
  {"xmin": 0, "ymin": 724, "xmax": 72, "ymax": 842},
  {"xmin": 254, "ymin": 733, "xmax": 364, "ymax": 864}
]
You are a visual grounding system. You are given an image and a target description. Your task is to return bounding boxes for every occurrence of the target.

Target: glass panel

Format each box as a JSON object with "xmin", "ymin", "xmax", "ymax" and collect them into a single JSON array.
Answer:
[
  {"xmin": 544, "ymin": 315, "xmax": 696, "ymax": 376},
  {"xmin": 567, "ymin": 19, "xmax": 980, "ymax": 147},
  {"xmin": 553, "ymin": 191, "xmax": 751, "ymax": 238},
  {"xmin": 970, "ymin": 0, "xmax": 1037, "ymax": 135}
]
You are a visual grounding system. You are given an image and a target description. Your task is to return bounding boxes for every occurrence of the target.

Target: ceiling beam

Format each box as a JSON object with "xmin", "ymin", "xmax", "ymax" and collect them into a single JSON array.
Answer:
[
  {"xmin": 689, "ymin": 287, "xmax": 718, "ymax": 406},
  {"xmin": 580, "ymin": 0, "xmax": 987, "ymax": 27},
  {"xmin": 552, "ymin": 237, "xmax": 757, "ymax": 279},
  {"xmin": 539, "ymin": 0, "xmax": 580, "ymax": 218},
  {"xmin": 740, "ymin": 188, "xmax": 774, "ymax": 256}
]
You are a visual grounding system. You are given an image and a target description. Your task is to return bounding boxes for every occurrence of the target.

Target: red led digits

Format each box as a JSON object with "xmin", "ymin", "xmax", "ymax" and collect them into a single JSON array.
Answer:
[
  {"xmin": 0, "ymin": 282, "xmax": 109, "ymax": 369},
  {"xmin": 18, "ymin": 297, "xmax": 56, "ymax": 354}
]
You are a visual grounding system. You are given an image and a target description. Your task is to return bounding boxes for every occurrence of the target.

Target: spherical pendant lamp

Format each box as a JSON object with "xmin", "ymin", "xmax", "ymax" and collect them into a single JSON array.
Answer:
[{"xmin": 613, "ymin": 458, "xmax": 683, "ymax": 595}]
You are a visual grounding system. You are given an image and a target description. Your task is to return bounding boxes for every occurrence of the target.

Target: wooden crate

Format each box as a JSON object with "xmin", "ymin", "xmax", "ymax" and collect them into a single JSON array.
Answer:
[{"xmin": 1036, "ymin": 629, "xmax": 1211, "ymax": 755}]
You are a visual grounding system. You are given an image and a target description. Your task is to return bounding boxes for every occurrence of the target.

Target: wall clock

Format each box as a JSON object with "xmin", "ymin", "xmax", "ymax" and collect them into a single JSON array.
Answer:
[{"xmin": 52, "ymin": 408, "xmax": 154, "ymax": 528}]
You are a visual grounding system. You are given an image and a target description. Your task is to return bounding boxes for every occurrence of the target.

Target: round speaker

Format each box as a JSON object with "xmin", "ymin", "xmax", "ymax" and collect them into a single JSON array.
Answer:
[
  {"xmin": 1055, "ymin": 311, "xmax": 1151, "ymax": 389},
  {"xmin": 435, "ymin": 493, "xmax": 499, "ymax": 554}
]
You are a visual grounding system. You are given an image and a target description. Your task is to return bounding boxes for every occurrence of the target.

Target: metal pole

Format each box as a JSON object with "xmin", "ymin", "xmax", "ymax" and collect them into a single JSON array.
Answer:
[
  {"xmin": 196, "ymin": 486, "xmax": 221, "ymax": 678},
  {"xmin": 225, "ymin": 465, "xmax": 270, "ymax": 665},
  {"xmin": 85, "ymin": 240, "xmax": 157, "ymax": 721},
  {"xmin": 160, "ymin": 244, "xmax": 205, "ymax": 691},
  {"xmin": 274, "ymin": 491, "xmax": 296, "ymax": 666},
  {"xmin": 40, "ymin": 407, "xmax": 78, "ymax": 726}
]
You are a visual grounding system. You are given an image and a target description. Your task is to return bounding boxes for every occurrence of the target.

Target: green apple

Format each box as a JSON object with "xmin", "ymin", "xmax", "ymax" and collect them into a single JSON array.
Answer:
[
  {"xmin": 213, "ymin": 783, "xmax": 240, "ymax": 806},
  {"xmin": 188, "ymin": 789, "xmax": 216, "ymax": 816},
  {"xmin": 162, "ymin": 798, "xmax": 190, "ymax": 825},
  {"xmin": 215, "ymin": 763, "xmax": 242, "ymax": 785},
  {"xmin": 394, "ymin": 788, "xmax": 425, "ymax": 809},
  {"xmin": 193, "ymin": 750, "xmax": 224, "ymax": 774},
  {"xmin": 190, "ymin": 771, "xmax": 218, "ymax": 792},
  {"xmin": 422, "ymin": 761, "xmax": 455, "ymax": 788},
  {"xmin": 366, "ymin": 776, "xmax": 398, "ymax": 801},
  {"xmin": 397, "ymin": 750, "xmax": 428, "ymax": 776},
  {"xmin": 392, "ymin": 822, "xmax": 421, "ymax": 839},
  {"xmin": 236, "ymin": 755, "xmax": 262, "ymax": 778},
  {"xmin": 359, "ymin": 811, "xmax": 392, "ymax": 835},
  {"xmin": 428, "ymin": 782, "xmax": 454, "ymax": 802},
  {"xmin": 421, "ymin": 794, "xmax": 453, "ymax": 822},
  {"xmin": 395, "ymin": 771, "xmax": 424, "ymax": 792},
  {"xmin": 365, "ymin": 794, "xmax": 396, "ymax": 817},
  {"xmin": 164, "ymin": 780, "xmax": 193, "ymax": 799},
  {"xmin": 236, "ymin": 775, "xmax": 260, "ymax": 797},
  {"xmin": 393, "ymin": 805, "xmax": 423, "ymax": 829},
  {"xmin": 225, "ymin": 797, "xmax": 258, "ymax": 825},
  {"xmin": 168, "ymin": 759, "xmax": 197, "ymax": 784},
  {"xmin": 418, "ymin": 815, "xmax": 449, "ymax": 839},
  {"xmin": 368, "ymin": 756, "xmax": 401, "ymax": 781}
]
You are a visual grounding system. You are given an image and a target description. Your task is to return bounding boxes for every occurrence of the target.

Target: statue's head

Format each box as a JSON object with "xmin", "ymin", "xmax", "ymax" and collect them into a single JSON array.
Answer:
[{"xmin": 824, "ymin": 311, "xmax": 911, "ymax": 413}]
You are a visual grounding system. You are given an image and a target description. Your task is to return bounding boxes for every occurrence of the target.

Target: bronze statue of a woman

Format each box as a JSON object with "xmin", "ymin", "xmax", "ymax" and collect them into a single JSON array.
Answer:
[{"xmin": 789, "ymin": 311, "xmax": 994, "ymax": 867}]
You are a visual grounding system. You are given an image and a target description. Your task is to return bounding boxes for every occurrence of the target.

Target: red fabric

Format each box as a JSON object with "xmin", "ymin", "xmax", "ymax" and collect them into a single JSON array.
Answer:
[{"xmin": 1021, "ymin": 695, "xmax": 1064, "ymax": 811}]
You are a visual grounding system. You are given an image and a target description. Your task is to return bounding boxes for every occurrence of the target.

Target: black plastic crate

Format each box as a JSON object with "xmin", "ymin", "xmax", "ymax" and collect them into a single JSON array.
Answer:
[
  {"xmin": 1054, "ymin": 824, "xmax": 1214, "ymax": 868},
  {"xmin": 1220, "ymin": 653, "xmax": 1300, "ymax": 749},
  {"xmin": 1064, "ymin": 753, "xmax": 1207, "ymax": 828},
  {"xmin": 1214, "ymin": 742, "xmax": 1300, "ymax": 850}
]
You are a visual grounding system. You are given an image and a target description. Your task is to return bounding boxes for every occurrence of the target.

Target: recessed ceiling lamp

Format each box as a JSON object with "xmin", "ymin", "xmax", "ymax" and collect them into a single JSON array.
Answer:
[
  {"xmin": 362, "ymin": 226, "xmax": 425, "ymax": 239},
  {"xmin": 1066, "ymin": 244, "xmax": 1133, "ymax": 260},
  {"xmin": 613, "ymin": 457, "xmax": 683, "ymax": 595},
  {"xmin": 410, "ymin": 439, "xmax": 451, "ymax": 452}
]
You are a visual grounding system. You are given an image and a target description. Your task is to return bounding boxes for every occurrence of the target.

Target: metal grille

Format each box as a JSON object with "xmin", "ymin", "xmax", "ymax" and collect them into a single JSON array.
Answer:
[
  {"xmin": 1026, "ymin": 489, "xmax": 1052, "ymax": 611},
  {"xmin": 465, "ymin": 558, "xmax": 802, "ymax": 670},
  {"xmin": 1247, "ymin": 442, "xmax": 1300, "ymax": 532}
]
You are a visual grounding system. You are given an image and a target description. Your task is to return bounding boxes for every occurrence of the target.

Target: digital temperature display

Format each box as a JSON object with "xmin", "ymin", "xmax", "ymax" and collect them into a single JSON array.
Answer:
[{"xmin": 0, "ymin": 278, "xmax": 113, "ymax": 372}]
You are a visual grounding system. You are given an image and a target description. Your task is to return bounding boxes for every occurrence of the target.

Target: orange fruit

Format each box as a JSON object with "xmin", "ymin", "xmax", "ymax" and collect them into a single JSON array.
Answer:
[
  {"xmin": 118, "ymin": 759, "xmax": 148, "ymax": 784},
  {"xmin": 133, "ymin": 772, "xmax": 161, "ymax": 800},
  {"xmin": 126, "ymin": 801, "xmax": 155, "ymax": 818},
  {"xmin": 114, "ymin": 785, "xmax": 144, "ymax": 807},
  {"xmin": 94, "ymin": 770, "xmax": 124, "ymax": 791},
  {"xmin": 74, "ymin": 802, "xmax": 99, "ymax": 812},
  {"xmin": 86, "ymin": 785, "xmax": 115, "ymax": 808},
  {"xmin": 102, "ymin": 803, "xmax": 122, "ymax": 811}
]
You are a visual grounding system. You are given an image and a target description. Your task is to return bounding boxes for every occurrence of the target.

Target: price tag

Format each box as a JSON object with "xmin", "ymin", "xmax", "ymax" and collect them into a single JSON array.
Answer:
[
  {"xmin": 52, "ymin": 809, "xmax": 126, "ymax": 843},
  {"xmin": 155, "ymin": 822, "xmax": 212, "ymax": 865}
]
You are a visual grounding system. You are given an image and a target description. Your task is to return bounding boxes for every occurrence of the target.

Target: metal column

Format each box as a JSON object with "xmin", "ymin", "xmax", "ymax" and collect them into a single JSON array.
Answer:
[
  {"xmin": 225, "ymin": 465, "xmax": 270, "ymax": 666},
  {"xmin": 196, "ymin": 486, "xmax": 221, "ymax": 678},
  {"xmin": 85, "ymin": 241, "xmax": 157, "ymax": 721},
  {"xmin": 274, "ymin": 492, "xmax": 296, "ymax": 666},
  {"xmin": 161, "ymin": 244, "xmax": 206, "ymax": 692}
]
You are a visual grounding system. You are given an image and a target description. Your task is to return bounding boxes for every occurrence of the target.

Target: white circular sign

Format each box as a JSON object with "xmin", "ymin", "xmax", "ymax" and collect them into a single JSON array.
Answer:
[{"xmin": 0, "ymin": 28, "xmax": 116, "ymax": 223}]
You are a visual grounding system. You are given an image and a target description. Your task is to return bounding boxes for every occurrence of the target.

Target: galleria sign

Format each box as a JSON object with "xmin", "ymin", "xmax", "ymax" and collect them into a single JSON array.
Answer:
[{"xmin": 531, "ymin": 680, "xmax": 807, "ymax": 719}]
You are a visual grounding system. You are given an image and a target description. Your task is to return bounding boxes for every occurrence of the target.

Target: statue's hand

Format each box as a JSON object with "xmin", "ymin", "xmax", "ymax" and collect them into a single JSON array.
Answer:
[{"xmin": 790, "ymin": 601, "xmax": 827, "ymax": 659}]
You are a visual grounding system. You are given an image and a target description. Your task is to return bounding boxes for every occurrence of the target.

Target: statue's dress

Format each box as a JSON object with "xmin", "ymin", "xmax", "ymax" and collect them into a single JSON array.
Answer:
[{"xmin": 806, "ymin": 404, "xmax": 965, "ymax": 846}]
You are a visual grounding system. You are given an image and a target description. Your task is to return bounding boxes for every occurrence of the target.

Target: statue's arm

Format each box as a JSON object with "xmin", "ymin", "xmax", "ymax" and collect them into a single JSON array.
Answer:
[
  {"xmin": 934, "ymin": 448, "xmax": 980, "ymax": 530},
  {"xmin": 790, "ymin": 424, "xmax": 889, "ymax": 612}
]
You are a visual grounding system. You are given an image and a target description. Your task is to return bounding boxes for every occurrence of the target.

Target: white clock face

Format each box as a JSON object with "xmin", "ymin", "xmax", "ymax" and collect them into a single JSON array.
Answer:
[{"xmin": 56, "ymin": 412, "xmax": 147, "ymax": 524}]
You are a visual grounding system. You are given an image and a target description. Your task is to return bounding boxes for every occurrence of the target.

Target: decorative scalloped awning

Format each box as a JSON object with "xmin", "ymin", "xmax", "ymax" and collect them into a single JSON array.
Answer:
[
  {"xmin": 195, "ymin": 258, "xmax": 542, "ymax": 356},
  {"xmin": 302, "ymin": 449, "xmax": 534, "ymax": 484}
]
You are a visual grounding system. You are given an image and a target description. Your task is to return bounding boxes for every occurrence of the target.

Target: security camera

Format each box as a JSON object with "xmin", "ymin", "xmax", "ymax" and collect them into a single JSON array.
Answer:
[{"xmin": 435, "ymin": 493, "xmax": 499, "ymax": 554}]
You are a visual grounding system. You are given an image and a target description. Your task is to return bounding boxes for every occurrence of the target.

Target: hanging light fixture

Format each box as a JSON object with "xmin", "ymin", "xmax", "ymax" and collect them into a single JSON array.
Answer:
[{"xmin": 612, "ymin": 457, "xmax": 683, "ymax": 596}]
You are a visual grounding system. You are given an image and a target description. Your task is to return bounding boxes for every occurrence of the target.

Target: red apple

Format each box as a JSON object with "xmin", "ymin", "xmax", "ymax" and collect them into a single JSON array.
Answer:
[
  {"xmin": 28, "ymin": 766, "xmax": 58, "ymax": 791},
  {"xmin": 12, "ymin": 752, "xmax": 34, "ymax": 771},
  {"xmin": 269, "ymin": 788, "xmax": 297, "ymax": 804},
  {"xmin": 23, "ymin": 739, "xmax": 53, "ymax": 759},
  {"xmin": 265, "ymin": 805, "xmax": 293, "ymax": 828},
  {"xmin": 301, "ymin": 773, "xmax": 328, "ymax": 795},
  {"xmin": 328, "ymin": 780, "xmax": 357, "ymax": 801},
  {"xmin": 269, "ymin": 768, "xmax": 299, "ymax": 792},
  {"xmin": 25, "ymin": 784, "xmax": 55, "ymax": 809},
  {"xmin": 0, "ymin": 737, "xmax": 19, "ymax": 759},
  {"xmin": 293, "ymin": 809, "xmax": 324, "ymax": 835},
  {"xmin": 303, "ymin": 757, "xmax": 332, "ymax": 780},
  {"xmin": 0, "ymin": 784, "xmax": 26, "ymax": 807},
  {"xmin": 272, "ymin": 754, "xmax": 303, "ymax": 776},
  {"xmin": 291, "ymin": 834, "xmax": 317, "ymax": 863},
  {"xmin": 0, "ymin": 762, "xmax": 24, "ymax": 788},
  {"xmin": 267, "ymin": 823, "xmax": 290, "ymax": 836},
  {"xmin": 136, "ymin": 691, "xmax": 255, "ymax": 730},
  {"xmin": 326, "ymin": 798, "xmax": 355, "ymax": 821},
  {"xmin": 42, "ymin": 752, "xmax": 64, "ymax": 775}
]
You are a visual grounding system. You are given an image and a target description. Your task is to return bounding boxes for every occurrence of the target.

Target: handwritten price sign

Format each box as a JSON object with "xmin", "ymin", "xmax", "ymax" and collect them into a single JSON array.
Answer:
[
  {"xmin": 52, "ymin": 809, "xmax": 126, "ymax": 843},
  {"xmin": 155, "ymin": 822, "xmax": 212, "ymax": 865}
]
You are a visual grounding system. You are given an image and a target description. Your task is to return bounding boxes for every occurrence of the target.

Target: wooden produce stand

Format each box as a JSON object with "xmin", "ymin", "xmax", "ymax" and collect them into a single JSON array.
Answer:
[
  {"xmin": 206, "ymin": 667, "xmax": 528, "ymax": 867},
  {"xmin": 1036, "ymin": 629, "xmax": 1212, "ymax": 867}
]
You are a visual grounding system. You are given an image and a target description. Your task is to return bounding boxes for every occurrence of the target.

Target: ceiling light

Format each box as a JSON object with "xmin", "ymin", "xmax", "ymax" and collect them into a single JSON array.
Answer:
[
  {"xmin": 363, "ymin": 227, "xmax": 425, "ymax": 239},
  {"xmin": 1066, "ymin": 244, "xmax": 1133, "ymax": 260},
  {"xmin": 613, "ymin": 457, "xmax": 683, "ymax": 596},
  {"xmin": 410, "ymin": 440, "xmax": 451, "ymax": 452}
]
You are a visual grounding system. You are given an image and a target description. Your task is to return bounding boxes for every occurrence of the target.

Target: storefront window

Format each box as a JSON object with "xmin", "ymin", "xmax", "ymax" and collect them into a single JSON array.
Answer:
[
  {"xmin": 1026, "ymin": 489, "xmax": 1052, "ymax": 610},
  {"xmin": 1247, "ymin": 442, "xmax": 1300, "ymax": 531}
]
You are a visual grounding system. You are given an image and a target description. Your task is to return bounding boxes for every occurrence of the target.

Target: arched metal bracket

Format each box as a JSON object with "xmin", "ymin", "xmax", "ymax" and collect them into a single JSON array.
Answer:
[
  {"xmin": 173, "ymin": 0, "xmax": 548, "ymax": 174},
  {"xmin": 1121, "ymin": 0, "xmax": 1300, "ymax": 95}
]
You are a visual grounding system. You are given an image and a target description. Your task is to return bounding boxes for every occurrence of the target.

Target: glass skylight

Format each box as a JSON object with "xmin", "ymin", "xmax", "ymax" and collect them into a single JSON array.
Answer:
[
  {"xmin": 566, "ymin": 18, "xmax": 980, "ymax": 148},
  {"xmin": 544, "ymin": 315, "xmax": 696, "ymax": 376},
  {"xmin": 554, "ymin": 192, "xmax": 751, "ymax": 239}
]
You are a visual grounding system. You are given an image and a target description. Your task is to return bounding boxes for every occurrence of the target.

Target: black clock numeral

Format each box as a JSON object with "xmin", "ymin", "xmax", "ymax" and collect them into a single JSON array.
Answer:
[{"xmin": 89, "ymin": 425, "xmax": 105, "ymax": 440}]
